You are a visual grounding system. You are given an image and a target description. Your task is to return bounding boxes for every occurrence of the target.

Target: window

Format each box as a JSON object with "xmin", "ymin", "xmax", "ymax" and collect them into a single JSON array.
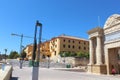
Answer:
[
  {"xmin": 84, "ymin": 47, "xmax": 86, "ymax": 50},
  {"xmin": 63, "ymin": 44, "xmax": 65, "ymax": 48},
  {"xmin": 68, "ymin": 40, "xmax": 70, "ymax": 43},
  {"xmin": 42, "ymin": 55, "xmax": 46, "ymax": 59},
  {"xmin": 79, "ymin": 41, "xmax": 81, "ymax": 44},
  {"xmin": 63, "ymin": 39, "xmax": 65, "ymax": 42},
  {"xmin": 79, "ymin": 46, "xmax": 81, "ymax": 49},
  {"xmin": 73, "ymin": 40, "xmax": 75, "ymax": 43},
  {"xmin": 73, "ymin": 45, "xmax": 75, "ymax": 49},
  {"xmin": 117, "ymin": 50, "xmax": 120, "ymax": 60},
  {"xmin": 68, "ymin": 45, "xmax": 70, "ymax": 48},
  {"xmin": 84, "ymin": 42, "xmax": 86, "ymax": 45},
  {"xmin": 54, "ymin": 51, "xmax": 56, "ymax": 55}
]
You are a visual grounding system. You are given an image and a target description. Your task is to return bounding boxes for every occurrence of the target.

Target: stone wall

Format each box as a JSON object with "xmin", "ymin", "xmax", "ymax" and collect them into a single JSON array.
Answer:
[
  {"xmin": 0, "ymin": 65, "xmax": 12, "ymax": 80},
  {"xmin": 63, "ymin": 57, "xmax": 89, "ymax": 67}
]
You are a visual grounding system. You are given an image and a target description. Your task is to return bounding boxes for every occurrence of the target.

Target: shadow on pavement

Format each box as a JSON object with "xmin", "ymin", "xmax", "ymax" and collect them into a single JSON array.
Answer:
[{"xmin": 10, "ymin": 77, "xmax": 18, "ymax": 80}]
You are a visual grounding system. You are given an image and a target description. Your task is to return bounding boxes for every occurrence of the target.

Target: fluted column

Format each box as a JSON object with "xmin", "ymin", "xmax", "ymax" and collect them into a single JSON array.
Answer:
[
  {"xmin": 96, "ymin": 36, "xmax": 102, "ymax": 65},
  {"xmin": 89, "ymin": 38, "xmax": 94, "ymax": 65}
]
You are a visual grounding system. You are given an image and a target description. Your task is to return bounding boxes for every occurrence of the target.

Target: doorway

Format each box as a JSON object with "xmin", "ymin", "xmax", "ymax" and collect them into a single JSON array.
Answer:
[{"xmin": 108, "ymin": 48, "xmax": 120, "ymax": 74}]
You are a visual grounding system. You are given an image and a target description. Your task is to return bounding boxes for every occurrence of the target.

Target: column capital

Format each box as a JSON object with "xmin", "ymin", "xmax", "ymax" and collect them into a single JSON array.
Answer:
[
  {"xmin": 89, "ymin": 37, "xmax": 94, "ymax": 40},
  {"xmin": 97, "ymin": 35, "xmax": 102, "ymax": 37}
]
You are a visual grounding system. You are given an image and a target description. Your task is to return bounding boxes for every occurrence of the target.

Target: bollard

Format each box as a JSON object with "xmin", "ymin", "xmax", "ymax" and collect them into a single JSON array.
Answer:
[
  {"xmin": 29, "ymin": 60, "xmax": 33, "ymax": 67},
  {"xmin": 2, "ymin": 63, "xmax": 5, "ymax": 71}
]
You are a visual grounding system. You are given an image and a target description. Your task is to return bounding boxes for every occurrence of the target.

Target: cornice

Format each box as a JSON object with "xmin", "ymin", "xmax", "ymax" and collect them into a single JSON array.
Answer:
[{"xmin": 87, "ymin": 27, "xmax": 103, "ymax": 34}]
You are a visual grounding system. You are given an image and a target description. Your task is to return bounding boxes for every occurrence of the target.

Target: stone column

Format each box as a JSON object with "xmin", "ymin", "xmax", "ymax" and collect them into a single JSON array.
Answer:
[
  {"xmin": 96, "ymin": 36, "xmax": 102, "ymax": 65},
  {"xmin": 89, "ymin": 38, "xmax": 94, "ymax": 65}
]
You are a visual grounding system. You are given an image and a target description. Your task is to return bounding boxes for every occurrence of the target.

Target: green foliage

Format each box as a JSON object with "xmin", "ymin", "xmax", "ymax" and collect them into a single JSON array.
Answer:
[
  {"xmin": 69, "ymin": 52, "xmax": 77, "ymax": 57},
  {"xmin": 77, "ymin": 51, "xmax": 89, "ymax": 59},
  {"xmin": 84, "ymin": 52, "xmax": 89, "ymax": 59},
  {"xmin": 77, "ymin": 51, "xmax": 84, "ymax": 57},
  {"xmin": 59, "ymin": 52, "xmax": 64, "ymax": 57},
  {"xmin": 64, "ymin": 52, "xmax": 70, "ymax": 57},
  {"xmin": 8, "ymin": 51, "xmax": 20, "ymax": 59},
  {"xmin": 14, "ymin": 54, "xmax": 20, "ymax": 59},
  {"xmin": 59, "ymin": 51, "xmax": 89, "ymax": 58},
  {"xmin": 59, "ymin": 51, "xmax": 77, "ymax": 57},
  {"xmin": 21, "ymin": 51, "xmax": 26, "ymax": 59}
]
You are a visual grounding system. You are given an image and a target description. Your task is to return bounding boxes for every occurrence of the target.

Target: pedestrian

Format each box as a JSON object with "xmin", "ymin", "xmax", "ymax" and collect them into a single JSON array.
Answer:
[{"xmin": 111, "ymin": 65, "xmax": 116, "ymax": 75}]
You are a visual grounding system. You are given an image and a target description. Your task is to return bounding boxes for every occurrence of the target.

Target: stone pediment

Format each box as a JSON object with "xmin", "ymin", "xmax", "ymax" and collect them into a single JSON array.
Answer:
[{"xmin": 104, "ymin": 14, "xmax": 120, "ymax": 29}]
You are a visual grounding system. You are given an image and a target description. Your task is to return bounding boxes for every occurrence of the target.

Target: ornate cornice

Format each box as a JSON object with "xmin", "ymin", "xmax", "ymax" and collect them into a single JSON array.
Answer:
[{"xmin": 87, "ymin": 27, "xmax": 103, "ymax": 35}]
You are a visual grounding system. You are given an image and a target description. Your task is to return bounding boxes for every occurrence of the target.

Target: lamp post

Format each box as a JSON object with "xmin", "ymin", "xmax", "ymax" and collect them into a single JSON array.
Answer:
[
  {"xmin": 63, "ymin": 52, "xmax": 66, "ymax": 63},
  {"xmin": 20, "ymin": 34, "xmax": 23, "ymax": 69},
  {"xmin": 11, "ymin": 33, "xmax": 23, "ymax": 69},
  {"xmin": 32, "ymin": 20, "xmax": 42, "ymax": 80},
  {"xmin": 47, "ymin": 55, "xmax": 50, "ymax": 68},
  {"xmin": 0, "ymin": 52, "xmax": 1, "ymax": 61},
  {"xmin": 4, "ymin": 49, "xmax": 7, "ymax": 63}
]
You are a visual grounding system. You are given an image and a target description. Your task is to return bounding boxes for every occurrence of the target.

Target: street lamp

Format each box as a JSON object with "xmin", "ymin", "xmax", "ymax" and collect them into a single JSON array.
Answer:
[
  {"xmin": 19, "ymin": 34, "xmax": 23, "ymax": 69},
  {"xmin": 63, "ymin": 52, "xmax": 66, "ymax": 63},
  {"xmin": 47, "ymin": 55, "xmax": 50, "ymax": 68},
  {"xmin": 0, "ymin": 52, "xmax": 1, "ymax": 61},
  {"xmin": 11, "ymin": 33, "xmax": 23, "ymax": 69},
  {"xmin": 32, "ymin": 20, "xmax": 42, "ymax": 80},
  {"xmin": 4, "ymin": 49, "xmax": 7, "ymax": 63}
]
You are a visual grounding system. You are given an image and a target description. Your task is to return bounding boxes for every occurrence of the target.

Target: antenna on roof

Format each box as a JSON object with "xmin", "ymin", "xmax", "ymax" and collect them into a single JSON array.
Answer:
[{"xmin": 98, "ymin": 16, "xmax": 101, "ymax": 27}]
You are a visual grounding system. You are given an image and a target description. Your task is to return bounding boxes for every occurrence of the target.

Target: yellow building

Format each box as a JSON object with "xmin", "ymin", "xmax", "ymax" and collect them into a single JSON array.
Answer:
[
  {"xmin": 25, "ymin": 35, "xmax": 89, "ymax": 61},
  {"xmin": 24, "ymin": 44, "xmax": 33, "ymax": 60},
  {"xmin": 40, "ymin": 41, "xmax": 51, "ymax": 58},
  {"xmin": 25, "ymin": 41, "xmax": 51, "ymax": 60},
  {"xmin": 50, "ymin": 34, "xmax": 89, "ymax": 61}
]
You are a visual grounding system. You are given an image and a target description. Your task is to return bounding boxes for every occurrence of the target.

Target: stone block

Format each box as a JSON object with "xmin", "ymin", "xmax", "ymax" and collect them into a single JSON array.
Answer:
[{"xmin": 88, "ymin": 64, "xmax": 107, "ymax": 74}]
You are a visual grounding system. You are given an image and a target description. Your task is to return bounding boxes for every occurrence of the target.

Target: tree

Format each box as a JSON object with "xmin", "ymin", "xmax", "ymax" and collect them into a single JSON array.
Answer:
[
  {"xmin": 8, "ymin": 51, "xmax": 20, "ymax": 59},
  {"xmin": 59, "ymin": 51, "xmax": 77, "ymax": 57},
  {"xmin": 64, "ymin": 52, "xmax": 70, "ymax": 57},
  {"xmin": 21, "ymin": 51, "xmax": 26, "ymax": 59},
  {"xmin": 59, "ymin": 51, "xmax": 89, "ymax": 58},
  {"xmin": 59, "ymin": 51, "xmax": 64, "ymax": 57},
  {"xmin": 77, "ymin": 51, "xmax": 84, "ymax": 57},
  {"xmin": 69, "ymin": 52, "xmax": 77, "ymax": 57},
  {"xmin": 77, "ymin": 51, "xmax": 89, "ymax": 59},
  {"xmin": 84, "ymin": 52, "xmax": 89, "ymax": 59}
]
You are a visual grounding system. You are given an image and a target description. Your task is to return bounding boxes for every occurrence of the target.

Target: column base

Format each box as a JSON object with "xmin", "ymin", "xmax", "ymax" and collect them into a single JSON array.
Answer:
[{"xmin": 87, "ymin": 64, "xmax": 107, "ymax": 74}]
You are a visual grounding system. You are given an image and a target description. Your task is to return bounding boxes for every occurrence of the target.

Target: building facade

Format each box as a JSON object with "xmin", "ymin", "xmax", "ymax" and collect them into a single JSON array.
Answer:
[
  {"xmin": 25, "ymin": 35, "xmax": 89, "ymax": 61},
  {"xmin": 50, "ymin": 35, "xmax": 89, "ymax": 61},
  {"xmin": 24, "ymin": 44, "xmax": 33, "ymax": 60},
  {"xmin": 40, "ymin": 41, "xmax": 51, "ymax": 59},
  {"xmin": 25, "ymin": 41, "xmax": 50, "ymax": 60},
  {"xmin": 88, "ymin": 14, "xmax": 120, "ymax": 75}
]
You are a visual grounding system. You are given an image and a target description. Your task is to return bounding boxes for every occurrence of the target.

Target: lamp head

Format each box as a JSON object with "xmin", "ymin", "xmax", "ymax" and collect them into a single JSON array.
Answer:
[
  {"xmin": 36, "ymin": 20, "xmax": 42, "ymax": 27},
  {"xmin": 4, "ymin": 49, "xmax": 7, "ymax": 52},
  {"xmin": 11, "ymin": 33, "xmax": 16, "ymax": 35}
]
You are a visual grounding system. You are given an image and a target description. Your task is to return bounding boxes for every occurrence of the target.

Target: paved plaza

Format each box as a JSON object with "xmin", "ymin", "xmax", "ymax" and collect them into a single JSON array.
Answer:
[{"xmin": 11, "ymin": 66, "xmax": 120, "ymax": 80}]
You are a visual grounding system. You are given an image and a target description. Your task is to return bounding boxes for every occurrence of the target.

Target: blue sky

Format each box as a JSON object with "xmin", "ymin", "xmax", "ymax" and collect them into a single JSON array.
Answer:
[{"xmin": 0, "ymin": 0, "xmax": 120, "ymax": 54}]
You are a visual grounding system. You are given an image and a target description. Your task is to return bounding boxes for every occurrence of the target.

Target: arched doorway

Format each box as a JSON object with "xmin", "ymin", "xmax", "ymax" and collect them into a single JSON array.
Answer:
[{"xmin": 108, "ymin": 48, "xmax": 120, "ymax": 74}]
